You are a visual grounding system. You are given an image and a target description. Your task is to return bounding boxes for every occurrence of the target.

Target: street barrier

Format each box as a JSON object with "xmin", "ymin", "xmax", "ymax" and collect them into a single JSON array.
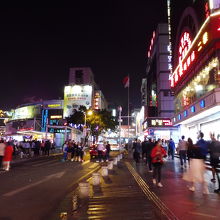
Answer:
[
  {"xmin": 101, "ymin": 166, "xmax": 108, "ymax": 176},
  {"xmin": 60, "ymin": 212, "xmax": 67, "ymax": 220},
  {"xmin": 78, "ymin": 182, "xmax": 89, "ymax": 198},
  {"xmin": 117, "ymin": 155, "xmax": 121, "ymax": 161},
  {"xmin": 108, "ymin": 161, "xmax": 113, "ymax": 170},
  {"xmin": 92, "ymin": 172, "xmax": 101, "ymax": 185},
  {"xmin": 113, "ymin": 157, "xmax": 118, "ymax": 165}
]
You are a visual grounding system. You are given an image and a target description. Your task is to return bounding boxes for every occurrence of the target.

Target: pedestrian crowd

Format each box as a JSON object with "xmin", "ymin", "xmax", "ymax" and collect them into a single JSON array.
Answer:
[
  {"xmin": 62, "ymin": 140, "xmax": 86, "ymax": 162},
  {"xmin": 131, "ymin": 131, "xmax": 220, "ymax": 194},
  {"xmin": 0, "ymin": 138, "xmax": 56, "ymax": 171}
]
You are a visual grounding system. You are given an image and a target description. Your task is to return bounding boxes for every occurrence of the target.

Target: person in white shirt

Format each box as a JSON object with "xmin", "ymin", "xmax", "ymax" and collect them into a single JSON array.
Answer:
[{"xmin": 97, "ymin": 141, "xmax": 105, "ymax": 162}]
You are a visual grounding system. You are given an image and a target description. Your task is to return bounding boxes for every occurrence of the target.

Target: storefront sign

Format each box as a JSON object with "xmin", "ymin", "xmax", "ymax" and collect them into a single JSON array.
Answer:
[
  {"xmin": 170, "ymin": 13, "xmax": 220, "ymax": 88},
  {"xmin": 145, "ymin": 118, "xmax": 172, "ymax": 127},
  {"xmin": 50, "ymin": 115, "xmax": 63, "ymax": 119},
  {"xmin": 48, "ymin": 128, "xmax": 71, "ymax": 133}
]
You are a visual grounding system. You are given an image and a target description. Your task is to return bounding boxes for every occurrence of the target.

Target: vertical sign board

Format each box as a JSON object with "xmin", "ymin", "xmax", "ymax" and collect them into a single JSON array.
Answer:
[{"xmin": 63, "ymin": 85, "xmax": 93, "ymax": 118}]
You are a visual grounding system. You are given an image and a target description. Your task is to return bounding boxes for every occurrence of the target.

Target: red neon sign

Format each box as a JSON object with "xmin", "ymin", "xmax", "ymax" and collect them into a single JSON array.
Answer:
[{"xmin": 170, "ymin": 14, "xmax": 220, "ymax": 89}]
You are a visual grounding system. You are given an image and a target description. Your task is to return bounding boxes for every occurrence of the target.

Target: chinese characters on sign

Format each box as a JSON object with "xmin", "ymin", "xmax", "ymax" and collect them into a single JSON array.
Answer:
[{"xmin": 148, "ymin": 118, "xmax": 173, "ymax": 127}]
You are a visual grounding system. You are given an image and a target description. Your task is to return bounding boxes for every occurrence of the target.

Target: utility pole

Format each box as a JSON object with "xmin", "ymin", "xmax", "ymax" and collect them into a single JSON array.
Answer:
[{"xmin": 118, "ymin": 106, "xmax": 122, "ymax": 150}]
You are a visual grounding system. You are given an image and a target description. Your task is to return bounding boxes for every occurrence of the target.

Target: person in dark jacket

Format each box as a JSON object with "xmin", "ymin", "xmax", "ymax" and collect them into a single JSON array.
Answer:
[
  {"xmin": 141, "ymin": 138, "xmax": 148, "ymax": 162},
  {"xmin": 168, "ymin": 138, "xmax": 175, "ymax": 160},
  {"xmin": 132, "ymin": 139, "xmax": 141, "ymax": 163},
  {"xmin": 44, "ymin": 140, "xmax": 51, "ymax": 156},
  {"xmin": 187, "ymin": 138, "xmax": 194, "ymax": 166},
  {"xmin": 105, "ymin": 141, "xmax": 111, "ymax": 161},
  {"xmin": 209, "ymin": 133, "xmax": 220, "ymax": 193},
  {"xmin": 196, "ymin": 132, "xmax": 208, "ymax": 160}
]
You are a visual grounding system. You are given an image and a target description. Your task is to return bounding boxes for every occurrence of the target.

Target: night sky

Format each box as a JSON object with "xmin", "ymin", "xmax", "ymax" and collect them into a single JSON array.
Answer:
[{"xmin": 0, "ymin": 2, "xmax": 168, "ymax": 112}]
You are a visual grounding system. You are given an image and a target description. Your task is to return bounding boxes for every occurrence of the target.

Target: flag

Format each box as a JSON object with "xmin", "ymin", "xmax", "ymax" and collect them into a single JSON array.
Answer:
[{"xmin": 123, "ymin": 76, "xmax": 129, "ymax": 88}]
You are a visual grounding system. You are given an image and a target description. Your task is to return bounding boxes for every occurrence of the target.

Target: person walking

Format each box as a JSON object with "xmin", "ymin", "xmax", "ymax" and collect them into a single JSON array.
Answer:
[
  {"xmin": 3, "ymin": 142, "xmax": 14, "ymax": 171},
  {"xmin": 141, "ymin": 138, "xmax": 148, "ymax": 162},
  {"xmin": 186, "ymin": 138, "xmax": 194, "ymax": 167},
  {"xmin": 183, "ymin": 143, "xmax": 209, "ymax": 194},
  {"xmin": 196, "ymin": 131, "xmax": 208, "ymax": 160},
  {"xmin": 151, "ymin": 139, "xmax": 167, "ymax": 187},
  {"xmin": 132, "ymin": 139, "xmax": 141, "ymax": 164},
  {"xmin": 0, "ymin": 139, "xmax": 6, "ymax": 169},
  {"xmin": 208, "ymin": 133, "xmax": 220, "ymax": 193},
  {"xmin": 105, "ymin": 141, "xmax": 111, "ymax": 161},
  {"xmin": 168, "ymin": 139, "xmax": 175, "ymax": 160},
  {"xmin": 97, "ymin": 141, "xmax": 105, "ymax": 162},
  {"xmin": 146, "ymin": 138, "xmax": 155, "ymax": 172},
  {"xmin": 177, "ymin": 136, "xmax": 188, "ymax": 168}
]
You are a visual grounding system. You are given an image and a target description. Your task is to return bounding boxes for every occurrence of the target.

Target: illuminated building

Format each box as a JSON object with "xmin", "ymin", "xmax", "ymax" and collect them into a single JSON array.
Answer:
[
  {"xmin": 4, "ymin": 100, "xmax": 82, "ymax": 146},
  {"xmin": 142, "ymin": 23, "xmax": 176, "ymax": 140},
  {"xmin": 66, "ymin": 67, "xmax": 108, "ymax": 116},
  {"xmin": 170, "ymin": 0, "xmax": 220, "ymax": 142}
]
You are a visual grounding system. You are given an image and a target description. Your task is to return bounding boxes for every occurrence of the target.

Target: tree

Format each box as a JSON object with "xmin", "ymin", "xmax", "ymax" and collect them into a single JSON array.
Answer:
[
  {"xmin": 87, "ymin": 109, "xmax": 118, "ymax": 140},
  {"xmin": 66, "ymin": 106, "xmax": 118, "ymax": 139}
]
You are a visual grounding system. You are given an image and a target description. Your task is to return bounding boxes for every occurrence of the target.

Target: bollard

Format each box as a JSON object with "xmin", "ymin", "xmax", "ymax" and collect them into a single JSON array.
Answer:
[
  {"xmin": 101, "ymin": 166, "xmax": 108, "ymax": 176},
  {"xmin": 20, "ymin": 151, "xmax": 24, "ymax": 159},
  {"xmin": 92, "ymin": 172, "xmax": 101, "ymax": 186},
  {"xmin": 79, "ymin": 182, "xmax": 89, "ymax": 198},
  {"xmin": 113, "ymin": 157, "xmax": 118, "ymax": 165},
  {"xmin": 60, "ymin": 212, "xmax": 67, "ymax": 220},
  {"xmin": 108, "ymin": 161, "xmax": 113, "ymax": 170},
  {"xmin": 31, "ymin": 151, "xmax": 34, "ymax": 157},
  {"xmin": 117, "ymin": 155, "xmax": 121, "ymax": 161},
  {"xmin": 72, "ymin": 194, "xmax": 78, "ymax": 212}
]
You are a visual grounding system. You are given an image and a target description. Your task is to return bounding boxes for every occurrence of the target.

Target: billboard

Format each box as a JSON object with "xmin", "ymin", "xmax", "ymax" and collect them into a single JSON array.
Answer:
[
  {"xmin": 12, "ymin": 105, "xmax": 39, "ymax": 120},
  {"xmin": 63, "ymin": 85, "xmax": 93, "ymax": 118}
]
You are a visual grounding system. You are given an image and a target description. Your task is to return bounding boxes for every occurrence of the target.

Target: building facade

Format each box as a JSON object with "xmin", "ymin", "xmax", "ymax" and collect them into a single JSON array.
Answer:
[
  {"xmin": 142, "ymin": 23, "xmax": 176, "ymax": 140},
  {"xmin": 170, "ymin": 0, "xmax": 220, "ymax": 142}
]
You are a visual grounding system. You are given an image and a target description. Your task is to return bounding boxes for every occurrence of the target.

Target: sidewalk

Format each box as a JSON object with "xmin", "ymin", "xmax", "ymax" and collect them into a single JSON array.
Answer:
[
  {"xmin": 52, "ymin": 154, "xmax": 220, "ymax": 220},
  {"xmin": 52, "ymin": 158, "xmax": 163, "ymax": 220},
  {"xmin": 131, "ymin": 156, "xmax": 220, "ymax": 220}
]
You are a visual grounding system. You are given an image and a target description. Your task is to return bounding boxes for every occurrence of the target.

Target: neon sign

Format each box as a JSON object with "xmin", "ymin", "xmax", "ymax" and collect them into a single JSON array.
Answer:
[
  {"xmin": 147, "ymin": 31, "xmax": 156, "ymax": 58},
  {"xmin": 146, "ymin": 118, "xmax": 173, "ymax": 127},
  {"xmin": 170, "ymin": 30, "xmax": 209, "ymax": 88},
  {"xmin": 170, "ymin": 13, "xmax": 220, "ymax": 89}
]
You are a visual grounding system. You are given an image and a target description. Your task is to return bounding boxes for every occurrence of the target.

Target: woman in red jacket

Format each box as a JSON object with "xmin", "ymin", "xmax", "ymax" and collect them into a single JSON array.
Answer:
[
  {"xmin": 3, "ymin": 142, "xmax": 14, "ymax": 171},
  {"xmin": 151, "ymin": 139, "xmax": 167, "ymax": 187}
]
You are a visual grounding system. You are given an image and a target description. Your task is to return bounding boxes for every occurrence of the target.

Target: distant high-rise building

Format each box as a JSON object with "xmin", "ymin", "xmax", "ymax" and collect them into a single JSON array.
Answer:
[
  {"xmin": 145, "ymin": 23, "xmax": 174, "ymax": 118},
  {"xmin": 69, "ymin": 67, "xmax": 96, "ymax": 86}
]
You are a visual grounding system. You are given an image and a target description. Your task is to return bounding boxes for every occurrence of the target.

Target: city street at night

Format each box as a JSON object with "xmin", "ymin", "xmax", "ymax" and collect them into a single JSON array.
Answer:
[
  {"xmin": 0, "ymin": 153, "xmax": 101, "ymax": 219},
  {"xmin": 1, "ymin": 1, "xmax": 220, "ymax": 219}
]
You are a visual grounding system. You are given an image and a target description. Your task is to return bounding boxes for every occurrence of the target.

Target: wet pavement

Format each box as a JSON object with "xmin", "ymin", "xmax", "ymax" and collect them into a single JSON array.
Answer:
[{"xmin": 59, "ymin": 153, "xmax": 220, "ymax": 220}]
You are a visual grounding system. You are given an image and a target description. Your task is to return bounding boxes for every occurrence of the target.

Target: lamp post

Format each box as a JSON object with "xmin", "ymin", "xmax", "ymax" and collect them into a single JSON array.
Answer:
[{"xmin": 83, "ymin": 109, "xmax": 93, "ymax": 137}]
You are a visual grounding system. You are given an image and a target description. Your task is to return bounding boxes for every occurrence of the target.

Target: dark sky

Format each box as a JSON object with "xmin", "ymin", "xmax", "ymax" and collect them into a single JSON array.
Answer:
[{"xmin": 0, "ymin": 2, "xmax": 168, "ymax": 111}]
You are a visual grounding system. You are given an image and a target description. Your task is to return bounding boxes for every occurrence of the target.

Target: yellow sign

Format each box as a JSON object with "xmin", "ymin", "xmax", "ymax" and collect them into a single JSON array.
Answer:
[{"xmin": 50, "ymin": 115, "xmax": 63, "ymax": 119}]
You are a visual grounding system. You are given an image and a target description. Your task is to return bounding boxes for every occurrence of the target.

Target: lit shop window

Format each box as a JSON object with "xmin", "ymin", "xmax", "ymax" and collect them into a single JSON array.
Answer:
[{"xmin": 174, "ymin": 58, "xmax": 219, "ymax": 113}]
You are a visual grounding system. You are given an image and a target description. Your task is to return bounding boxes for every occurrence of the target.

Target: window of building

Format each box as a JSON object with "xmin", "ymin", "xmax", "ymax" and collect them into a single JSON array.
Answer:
[{"xmin": 75, "ymin": 70, "xmax": 83, "ymax": 84}]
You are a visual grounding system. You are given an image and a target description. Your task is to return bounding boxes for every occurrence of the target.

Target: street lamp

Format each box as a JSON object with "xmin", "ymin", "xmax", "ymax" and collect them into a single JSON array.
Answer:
[
  {"xmin": 84, "ymin": 109, "xmax": 93, "ymax": 128},
  {"xmin": 83, "ymin": 109, "xmax": 93, "ymax": 145}
]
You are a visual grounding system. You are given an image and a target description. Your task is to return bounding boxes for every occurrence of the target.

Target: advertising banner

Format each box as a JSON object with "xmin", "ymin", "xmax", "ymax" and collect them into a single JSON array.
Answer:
[
  {"xmin": 12, "ymin": 105, "xmax": 39, "ymax": 120},
  {"xmin": 63, "ymin": 85, "xmax": 93, "ymax": 118}
]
